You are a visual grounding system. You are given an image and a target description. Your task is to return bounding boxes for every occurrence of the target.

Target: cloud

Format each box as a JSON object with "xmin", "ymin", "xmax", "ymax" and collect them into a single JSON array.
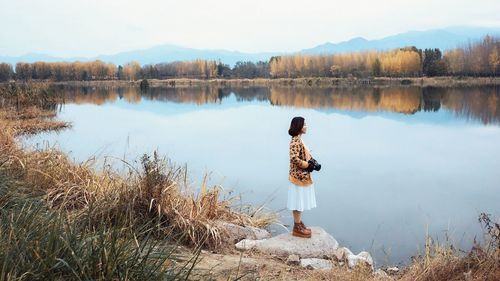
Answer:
[{"xmin": 0, "ymin": 0, "xmax": 499, "ymax": 56}]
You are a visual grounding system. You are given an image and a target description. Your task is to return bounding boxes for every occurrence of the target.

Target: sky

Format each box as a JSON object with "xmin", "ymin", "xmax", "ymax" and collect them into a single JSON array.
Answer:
[{"xmin": 1, "ymin": 0, "xmax": 500, "ymax": 57}]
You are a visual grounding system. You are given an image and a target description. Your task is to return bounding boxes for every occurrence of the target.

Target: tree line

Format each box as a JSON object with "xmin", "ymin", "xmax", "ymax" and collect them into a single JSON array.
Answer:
[
  {"xmin": 269, "ymin": 36, "xmax": 499, "ymax": 78},
  {"xmin": 0, "ymin": 59, "xmax": 271, "ymax": 82},
  {"xmin": 0, "ymin": 36, "xmax": 498, "ymax": 82}
]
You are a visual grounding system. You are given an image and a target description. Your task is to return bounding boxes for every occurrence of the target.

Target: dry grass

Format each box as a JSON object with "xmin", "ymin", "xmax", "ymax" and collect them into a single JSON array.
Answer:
[{"xmin": 399, "ymin": 216, "xmax": 500, "ymax": 281}]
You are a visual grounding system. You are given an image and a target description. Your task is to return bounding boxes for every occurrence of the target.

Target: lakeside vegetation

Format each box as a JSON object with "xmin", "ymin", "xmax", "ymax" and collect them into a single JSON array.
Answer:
[{"xmin": 0, "ymin": 36, "xmax": 499, "ymax": 83}]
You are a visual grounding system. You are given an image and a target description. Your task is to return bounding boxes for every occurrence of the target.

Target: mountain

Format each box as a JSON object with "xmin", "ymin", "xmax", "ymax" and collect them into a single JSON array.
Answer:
[
  {"xmin": 300, "ymin": 26, "xmax": 500, "ymax": 54},
  {"xmin": 95, "ymin": 44, "xmax": 278, "ymax": 66},
  {"xmin": 1, "ymin": 26, "xmax": 499, "ymax": 66},
  {"xmin": 0, "ymin": 46, "xmax": 279, "ymax": 67},
  {"xmin": 0, "ymin": 53, "xmax": 87, "ymax": 65}
]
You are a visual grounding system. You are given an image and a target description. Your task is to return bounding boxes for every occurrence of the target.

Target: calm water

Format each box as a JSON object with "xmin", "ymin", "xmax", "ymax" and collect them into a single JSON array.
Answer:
[{"xmin": 25, "ymin": 85, "xmax": 500, "ymax": 266}]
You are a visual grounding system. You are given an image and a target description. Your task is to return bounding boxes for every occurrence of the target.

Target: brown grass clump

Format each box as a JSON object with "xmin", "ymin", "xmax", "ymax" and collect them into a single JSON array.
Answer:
[{"xmin": 400, "ymin": 215, "xmax": 500, "ymax": 281}]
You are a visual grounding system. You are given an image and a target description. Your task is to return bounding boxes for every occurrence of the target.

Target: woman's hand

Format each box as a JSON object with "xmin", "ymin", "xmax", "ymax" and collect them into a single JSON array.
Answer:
[{"xmin": 305, "ymin": 160, "xmax": 315, "ymax": 172}]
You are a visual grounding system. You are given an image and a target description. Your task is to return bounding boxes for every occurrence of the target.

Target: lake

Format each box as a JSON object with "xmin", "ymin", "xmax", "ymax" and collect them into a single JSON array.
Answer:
[{"xmin": 24, "ymin": 84, "xmax": 500, "ymax": 266}]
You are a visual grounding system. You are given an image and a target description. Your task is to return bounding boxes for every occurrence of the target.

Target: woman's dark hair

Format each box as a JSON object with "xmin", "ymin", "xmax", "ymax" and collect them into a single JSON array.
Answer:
[{"xmin": 288, "ymin": 116, "xmax": 305, "ymax": 136}]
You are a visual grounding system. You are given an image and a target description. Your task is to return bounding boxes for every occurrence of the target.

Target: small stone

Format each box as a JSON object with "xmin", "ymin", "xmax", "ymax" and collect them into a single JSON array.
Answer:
[
  {"xmin": 235, "ymin": 239, "xmax": 262, "ymax": 251},
  {"xmin": 300, "ymin": 258, "xmax": 333, "ymax": 270},
  {"xmin": 286, "ymin": 254, "xmax": 300, "ymax": 266},
  {"xmin": 357, "ymin": 251, "xmax": 374, "ymax": 266},
  {"xmin": 386, "ymin": 266, "xmax": 399, "ymax": 273},
  {"xmin": 374, "ymin": 269, "xmax": 392, "ymax": 279},
  {"xmin": 333, "ymin": 247, "xmax": 353, "ymax": 261},
  {"xmin": 347, "ymin": 251, "xmax": 374, "ymax": 269}
]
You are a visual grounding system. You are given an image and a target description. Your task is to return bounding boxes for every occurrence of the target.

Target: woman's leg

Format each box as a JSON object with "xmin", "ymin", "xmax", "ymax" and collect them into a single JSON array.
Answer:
[
  {"xmin": 292, "ymin": 210, "xmax": 301, "ymax": 224},
  {"xmin": 292, "ymin": 210, "xmax": 311, "ymax": 237},
  {"xmin": 293, "ymin": 210, "xmax": 311, "ymax": 230}
]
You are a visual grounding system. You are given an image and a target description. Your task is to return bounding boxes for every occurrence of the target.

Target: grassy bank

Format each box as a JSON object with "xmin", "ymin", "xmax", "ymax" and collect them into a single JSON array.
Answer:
[
  {"xmin": 1, "ymin": 83, "xmax": 499, "ymax": 280},
  {"xmin": 143, "ymin": 76, "xmax": 500, "ymax": 88},
  {"xmin": 5, "ymin": 76, "xmax": 500, "ymax": 89}
]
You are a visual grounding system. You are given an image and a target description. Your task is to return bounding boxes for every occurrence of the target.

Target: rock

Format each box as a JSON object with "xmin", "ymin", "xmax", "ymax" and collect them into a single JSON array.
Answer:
[
  {"xmin": 234, "ymin": 226, "xmax": 339, "ymax": 258},
  {"xmin": 235, "ymin": 239, "xmax": 262, "ymax": 251},
  {"xmin": 333, "ymin": 247, "xmax": 353, "ymax": 261},
  {"xmin": 374, "ymin": 269, "xmax": 392, "ymax": 280},
  {"xmin": 300, "ymin": 258, "xmax": 333, "ymax": 270},
  {"xmin": 357, "ymin": 251, "xmax": 374, "ymax": 265},
  {"xmin": 334, "ymin": 247, "xmax": 373, "ymax": 269},
  {"xmin": 286, "ymin": 254, "xmax": 300, "ymax": 266},
  {"xmin": 347, "ymin": 251, "xmax": 374, "ymax": 269},
  {"xmin": 386, "ymin": 266, "xmax": 399, "ymax": 273},
  {"xmin": 217, "ymin": 221, "xmax": 271, "ymax": 244}
]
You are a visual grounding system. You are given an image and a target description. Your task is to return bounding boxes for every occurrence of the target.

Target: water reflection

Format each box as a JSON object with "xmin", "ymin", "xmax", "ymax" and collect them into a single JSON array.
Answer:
[{"xmin": 52, "ymin": 85, "xmax": 500, "ymax": 125}]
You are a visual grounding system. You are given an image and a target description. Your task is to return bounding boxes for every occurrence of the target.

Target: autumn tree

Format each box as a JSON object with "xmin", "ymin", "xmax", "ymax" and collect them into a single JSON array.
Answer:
[
  {"xmin": 444, "ymin": 35, "xmax": 500, "ymax": 76},
  {"xmin": 123, "ymin": 61, "xmax": 141, "ymax": 81},
  {"xmin": 379, "ymin": 49, "xmax": 421, "ymax": 77},
  {"xmin": 489, "ymin": 46, "xmax": 500, "ymax": 75},
  {"xmin": 0, "ymin": 63, "xmax": 14, "ymax": 82},
  {"xmin": 15, "ymin": 63, "xmax": 32, "ymax": 80}
]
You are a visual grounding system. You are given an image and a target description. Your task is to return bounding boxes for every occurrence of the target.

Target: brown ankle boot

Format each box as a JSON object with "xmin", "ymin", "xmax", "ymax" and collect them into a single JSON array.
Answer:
[
  {"xmin": 299, "ymin": 221, "xmax": 311, "ymax": 231},
  {"xmin": 292, "ymin": 222, "xmax": 312, "ymax": 238}
]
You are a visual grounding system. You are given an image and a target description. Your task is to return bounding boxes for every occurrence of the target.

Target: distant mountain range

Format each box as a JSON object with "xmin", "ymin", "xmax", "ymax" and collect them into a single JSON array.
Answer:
[
  {"xmin": 1, "ymin": 26, "xmax": 499, "ymax": 66},
  {"xmin": 300, "ymin": 26, "xmax": 500, "ymax": 54}
]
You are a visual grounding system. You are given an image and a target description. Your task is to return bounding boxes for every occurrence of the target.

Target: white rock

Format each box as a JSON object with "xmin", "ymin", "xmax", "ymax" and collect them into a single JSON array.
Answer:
[
  {"xmin": 386, "ymin": 266, "xmax": 399, "ymax": 273},
  {"xmin": 347, "ymin": 251, "xmax": 374, "ymax": 269},
  {"xmin": 333, "ymin": 247, "xmax": 354, "ymax": 261},
  {"xmin": 374, "ymin": 269, "xmax": 392, "ymax": 279},
  {"xmin": 358, "ymin": 251, "xmax": 374, "ymax": 266},
  {"xmin": 235, "ymin": 239, "xmax": 263, "ymax": 251},
  {"xmin": 300, "ymin": 258, "xmax": 333, "ymax": 270},
  {"xmin": 234, "ymin": 226, "xmax": 339, "ymax": 258},
  {"xmin": 286, "ymin": 254, "xmax": 300, "ymax": 266}
]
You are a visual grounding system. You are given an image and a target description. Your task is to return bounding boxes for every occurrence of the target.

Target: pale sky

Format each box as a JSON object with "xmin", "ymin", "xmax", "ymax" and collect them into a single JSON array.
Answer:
[{"xmin": 1, "ymin": 0, "xmax": 499, "ymax": 57}]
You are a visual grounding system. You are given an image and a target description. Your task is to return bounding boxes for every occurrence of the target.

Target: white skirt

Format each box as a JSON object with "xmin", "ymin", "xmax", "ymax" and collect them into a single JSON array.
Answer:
[{"xmin": 287, "ymin": 182, "xmax": 317, "ymax": 212}]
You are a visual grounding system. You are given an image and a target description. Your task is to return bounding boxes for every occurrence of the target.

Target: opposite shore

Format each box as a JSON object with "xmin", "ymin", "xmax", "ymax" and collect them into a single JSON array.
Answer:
[{"xmin": 3, "ymin": 76, "xmax": 500, "ymax": 89}]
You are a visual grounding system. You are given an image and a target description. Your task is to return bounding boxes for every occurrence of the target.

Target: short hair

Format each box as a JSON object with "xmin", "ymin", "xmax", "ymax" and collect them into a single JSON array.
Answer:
[{"xmin": 288, "ymin": 116, "xmax": 305, "ymax": 136}]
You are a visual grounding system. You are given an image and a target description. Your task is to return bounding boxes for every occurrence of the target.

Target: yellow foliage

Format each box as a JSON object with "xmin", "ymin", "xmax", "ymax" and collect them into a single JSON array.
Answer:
[{"xmin": 269, "ymin": 49, "xmax": 421, "ymax": 78}]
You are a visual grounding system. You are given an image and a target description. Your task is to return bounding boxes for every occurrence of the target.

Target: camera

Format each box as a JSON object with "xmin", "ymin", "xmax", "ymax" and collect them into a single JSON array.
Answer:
[{"xmin": 307, "ymin": 158, "xmax": 322, "ymax": 172}]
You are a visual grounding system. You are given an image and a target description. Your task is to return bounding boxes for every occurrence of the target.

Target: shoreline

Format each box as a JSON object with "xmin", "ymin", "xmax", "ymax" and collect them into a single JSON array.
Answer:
[{"xmin": 4, "ymin": 76, "xmax": 500, "ymax": 88}]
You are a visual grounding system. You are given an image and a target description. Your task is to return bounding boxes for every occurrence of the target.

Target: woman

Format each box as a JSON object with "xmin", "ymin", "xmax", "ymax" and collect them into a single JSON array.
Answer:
[{"xmin": 287, "ymin": 116, "xmax": 318, "ymax": 238}]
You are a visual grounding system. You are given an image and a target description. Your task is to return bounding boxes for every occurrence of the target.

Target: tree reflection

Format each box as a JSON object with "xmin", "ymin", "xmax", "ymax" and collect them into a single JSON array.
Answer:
[{"xmin": 51, "ymin": 85, "xmax": 500, "ymax": 125}]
